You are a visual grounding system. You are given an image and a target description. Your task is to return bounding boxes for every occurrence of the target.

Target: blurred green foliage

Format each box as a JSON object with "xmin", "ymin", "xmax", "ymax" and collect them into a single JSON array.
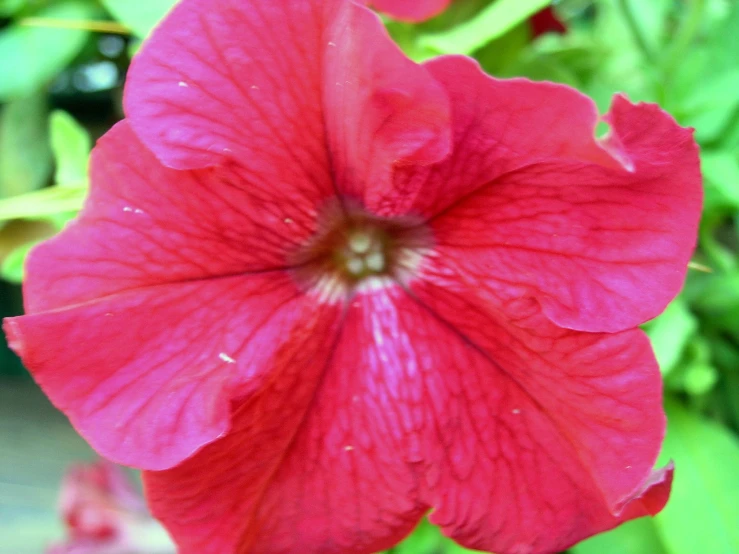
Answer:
[
  {"xmin": 0, "ymin": 0, "xmax": 737, "ymax": 553},
  {"xmin": 99, "ymin": 0, "xmax": 175, "ymax": 38},
  {"xmin": 0, "ymin": 0, "xmax": 100, "ymax": 100},
  {"xmin": 0, "ymin": 109, "xmax": 89, "ymax": 281}
]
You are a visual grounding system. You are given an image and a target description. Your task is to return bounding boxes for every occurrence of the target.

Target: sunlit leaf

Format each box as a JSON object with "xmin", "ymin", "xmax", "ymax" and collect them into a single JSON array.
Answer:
[
  {"xmin": 682, "ymin": 70, "xmax": 739, "ymax": 143},
  {"xmin": 49, "ymin": 110, "xmax": 91, "ymax": 187},
  {"xmin": 701, "ymin": 150, "xmax": 739, "ymax": 210},
  {"xmin": 389, "ymin": 519, "xmax": 442, "ymax": 554},
  {"xmin": 654, "ymin": 401, "xmax": 739, "ymax": 554},
  {"xmin": 419, "ymin": 0, "xmax": 549, "ymax": 55},
  {"xmin": 682, "ymin": 362, "xmax": 719, "ymax": 396},
  {"xmin": 100, "ymin": 0, "xmax": 177, "ymax": 38},
  {"xmin": 705, "ymin": 0, "xmax": 739, "ymax": 70},
  {"xmin": 385, "ymin": 21, "xmax": 439, "ymax": 62},
  {"xmin": 581, "ymin": 0, "xmax": 659, "ymax": 110},
  {"xmin": 0, "ymin": 92, "xmax": 52, "ymax": 198},
  {"xmin": 644, "ymin": 298, "xmax": 698, "ymax": 375},
  {"xmin": 0, "ymin": 0, "xmax": 98, "ymax": 100},
  {"xmin": 620, "ymin": 0, "xmax": 673, "ymax": 52},
  {"xmin": 387, "ymin": 518, "xmax": 483, "ymax": 553},
  {"xmin": 0, "ymin": 185, "xmax": 87, "ymax": 222},
  {"xmin": 571, "ymin": 516, "xmax": 667, "ymax": 554}
]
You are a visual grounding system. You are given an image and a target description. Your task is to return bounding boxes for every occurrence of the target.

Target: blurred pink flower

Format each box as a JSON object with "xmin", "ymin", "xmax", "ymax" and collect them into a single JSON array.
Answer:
[{"xmin": 47, "ymin": 461, "xmax": 173, "ymax": 554}]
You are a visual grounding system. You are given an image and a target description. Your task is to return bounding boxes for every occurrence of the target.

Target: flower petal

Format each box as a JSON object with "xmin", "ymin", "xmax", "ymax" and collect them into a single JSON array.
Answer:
[
  {"xmin": 125, "ymin": 0, "xmax": 450, "ymax": 204},
  {"xmin": 399, "ymin": 56, "xmax": 701, "ymax": 331},
  {"xmin": 406, "ymin": 279, "xmax": 671, "ymax": 552},
  {"xmin": 145, "ymin": 288, "xmax": 429, "ymax": 553},
  {"xmin": 386, "ymin": 56, "xmax": 623, "ymax": 218},
  {"xmin": 4, "ymin": 273, "xmax": 342, "ymax": 470},
  {"xmin": 144, "ymin": 285, "xmax": 669, "ymax": 553},
  {"xmin": 23, "ymin": 121, "xmax": 323, "ymax": 314},
  {"xmin": 324, "ymin": 3, "xmax": 451, "ymax": 208},
  {"xmin": 125, "ymin": 0, "xmax": 341, "ymax": 171},
  {"xmin": 368, "ymin": 0, "xmax": 451, "ymax": 22}
]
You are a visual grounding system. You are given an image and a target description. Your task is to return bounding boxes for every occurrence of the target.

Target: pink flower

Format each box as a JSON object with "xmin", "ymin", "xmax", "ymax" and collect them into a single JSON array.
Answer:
[
  {"xmin": 5, "ymin": 0, "xmax": 700, "ymax": 553},
  {"xmin": 47, "ymin": 461, "xmax": 174, "ymax": 554}
]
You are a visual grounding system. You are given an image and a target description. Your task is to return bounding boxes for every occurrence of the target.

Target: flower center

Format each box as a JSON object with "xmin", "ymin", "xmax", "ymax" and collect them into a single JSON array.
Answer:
[
  {"xmin": 338, "ymin": 227, "xmax": 388, "ymax": 279},
  {"xmin": 290, "ymin": 203, "xmax": 432, "ymax": 300}
]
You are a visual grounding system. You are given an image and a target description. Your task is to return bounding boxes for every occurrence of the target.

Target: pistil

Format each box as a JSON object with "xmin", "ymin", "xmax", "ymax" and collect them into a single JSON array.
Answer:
[{"xmin": 290, "ymin": 203, "xmax": 432, "ymax": 300}]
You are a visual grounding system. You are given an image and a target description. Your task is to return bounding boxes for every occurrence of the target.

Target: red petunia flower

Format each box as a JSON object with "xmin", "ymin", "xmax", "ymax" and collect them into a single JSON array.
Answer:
[{"xmin": 4, "ymin": 0, "xmax": 700, "ymax": 553}]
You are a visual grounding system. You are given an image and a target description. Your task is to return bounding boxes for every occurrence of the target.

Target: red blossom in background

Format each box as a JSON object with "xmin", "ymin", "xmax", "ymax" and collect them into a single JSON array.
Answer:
[
  {"xmin": 47, "ymin": 461, "xmax": 173, "ymax": 554},
  {"xmin": 3, "ymin": 0, "xmax": 701, "ymax": 553},
  {"xmin": 529, "ymin": 6, "xmax": 567, "ymax": 37}
]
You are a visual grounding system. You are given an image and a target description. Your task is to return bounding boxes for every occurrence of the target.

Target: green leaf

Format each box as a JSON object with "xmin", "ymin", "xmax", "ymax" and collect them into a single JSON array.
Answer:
[
  {"xmin": 653, "ymin": 401, "xmax": 739, "ymax": 554},
  {"xmin": 49, "ymin": 110, "xmax": 91, "ymax": 186},
  {"xmin": 581, "ymin": 0, "xmax": 662, "ymax": 109},
  {"xmin": 643, "ymin": 298, "xmax": 699, "ymax": 375},
  {"xmin": 0, "ymin": 92, "xmax": 52, "ymax": 198},
  {"xmin": 389, "ymin": 519, "xmax": 442, "ymax": 554},
  {"xmin": 691, "ymin": 273, "xmax": 739, "ymax": 315},
  {"xmin": 0, "ymin": 0, "xmax": 25, "ymax": 17},
  {"xmin": 620, "ymin": 0, "xmax": 673, "ymax": 53},
  {"xmin": 419, "ymin": 0, "xmax": 549, "ymax": 55},
  {"xmin": 473, "ymin": 23, "xmax": 533, "ymax": 77},
  {"xmin": 525, "ymin": 32, "xmax": 602, "ymax": 82},
  {"xmin": 664, "ymin": 337, "xmax": 719, "ymax": 396},
  {"xmin": 0, "ymin": 185, "xmax": 87, "ymax": 222},
  {"xmin": 701, "ymin": 150, "xmax": 739, "ymax": 210},
  {"xmin": 0, "ymin": 0, "xmax": 97, "ymax": 101},
  {"xmin": 716, "ymin": 367, "xmax": 739, "ymax": 431},
  {"xmin": 682, "ymin": 69, "xmax": 739, "ymax": 143},
  {"xmin": 682, "ymin": 362, "xmax": 719, "ymax": 396},
  {"xmin": 571, "ymin": 516, "xmax": 667, "ymax": 554},
  {"xmin": 100, "ymin": 0, "xmax": 177, "ymax": 38},
  {"xmin": 387, "ymin": 518, "xmax": 483, "ymax": 553},
  {"xmin": 698, "ymin": 216, "xmax": 737, "ymax": 273},
  {"xmin": 704, "ymin": 0, "xmax": 739, "ymax": 71},
  {"xmin": 385, "ymin": 21, "xmax": 439, "ymax": 62}
]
